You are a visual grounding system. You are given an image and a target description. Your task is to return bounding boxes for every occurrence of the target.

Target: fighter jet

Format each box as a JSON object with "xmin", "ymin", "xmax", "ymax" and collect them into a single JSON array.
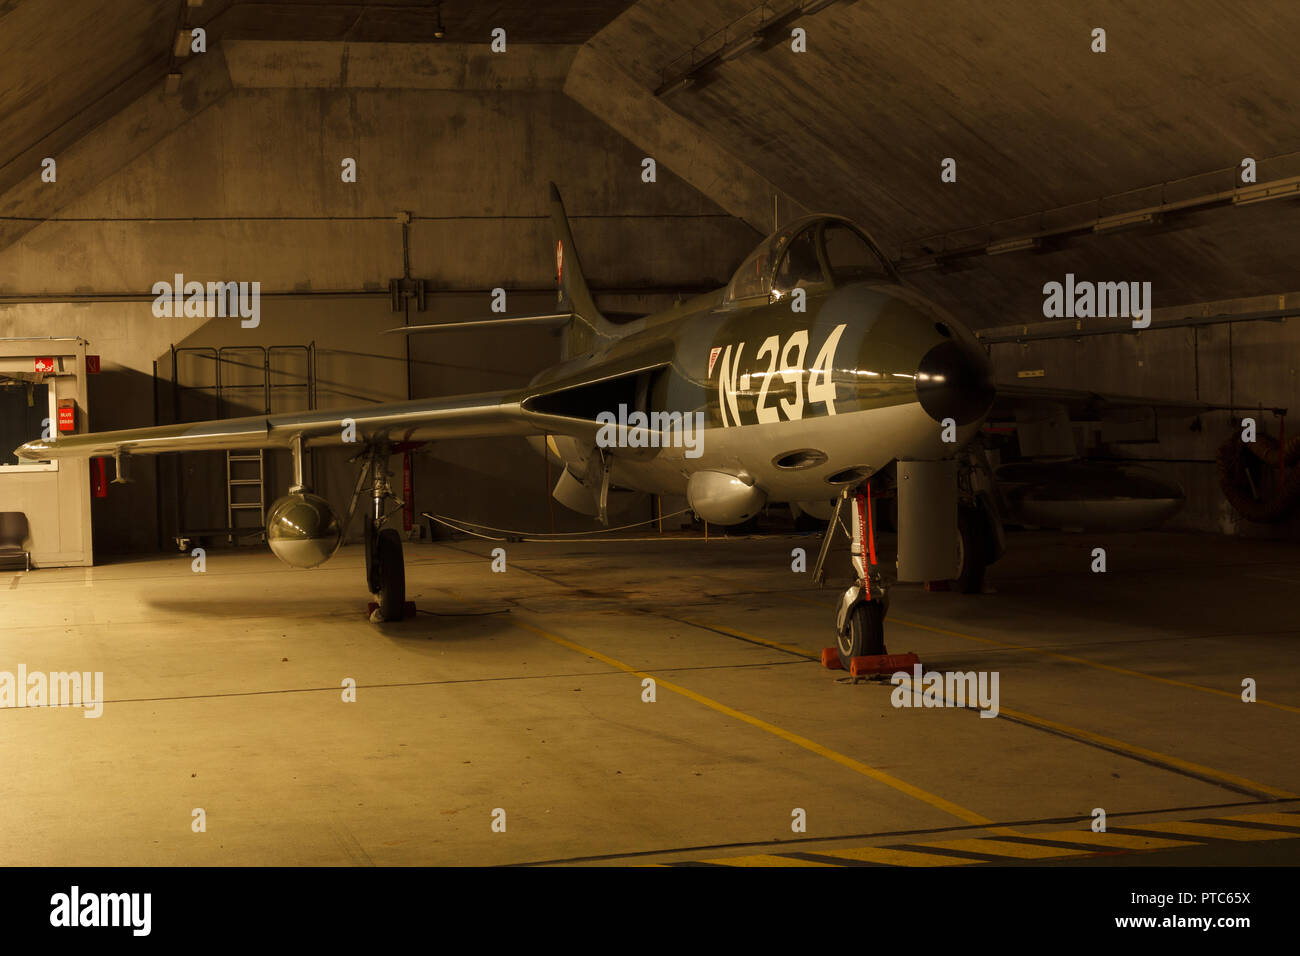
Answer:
[{"xmin": 16, "ymin": 184, "xmax": 1208, "ymax": 667}]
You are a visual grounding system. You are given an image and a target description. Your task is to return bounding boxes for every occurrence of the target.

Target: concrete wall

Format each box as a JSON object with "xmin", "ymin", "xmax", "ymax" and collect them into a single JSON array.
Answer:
[
  {"xmin": 0, "ymin": 45, "xmax": 757, "ymax": 555},
  {"xmin": 987, "ymin": 290, "xmax": 1300, "ymax": 538}
]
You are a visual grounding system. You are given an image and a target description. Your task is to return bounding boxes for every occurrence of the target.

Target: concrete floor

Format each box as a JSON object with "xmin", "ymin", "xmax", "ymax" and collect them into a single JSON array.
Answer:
[{"xmin": 2, "ymin": 527, "xmax": 1298, "ymax": 866}]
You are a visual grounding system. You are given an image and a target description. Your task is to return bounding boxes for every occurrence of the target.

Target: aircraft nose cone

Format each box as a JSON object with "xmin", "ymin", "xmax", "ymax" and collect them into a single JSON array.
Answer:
[{"xmin": 915, "ymin": 340, "xmax": 995, "ymax": 425}]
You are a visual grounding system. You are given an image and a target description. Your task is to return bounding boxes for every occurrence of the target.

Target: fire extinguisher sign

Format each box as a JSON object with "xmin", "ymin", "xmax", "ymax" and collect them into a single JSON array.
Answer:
[{"xmin": 34, "ymin": 357, "xmax": 55, "ymax": 373}]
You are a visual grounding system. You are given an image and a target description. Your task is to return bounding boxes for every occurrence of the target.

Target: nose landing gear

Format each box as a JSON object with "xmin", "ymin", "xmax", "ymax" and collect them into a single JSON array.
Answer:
[{"xmin": 815, "ymin": 482, "xmax": 889, "ymax": 669}]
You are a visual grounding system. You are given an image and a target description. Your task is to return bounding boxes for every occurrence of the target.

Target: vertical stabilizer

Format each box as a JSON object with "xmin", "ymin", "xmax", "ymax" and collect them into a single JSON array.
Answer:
[{"xmin": 549, "ymin": 182, "xmax": 615, "ymax": 357}]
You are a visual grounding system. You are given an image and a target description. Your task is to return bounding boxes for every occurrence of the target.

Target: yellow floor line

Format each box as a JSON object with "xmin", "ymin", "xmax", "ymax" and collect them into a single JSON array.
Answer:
[
  {"xmin": 1221, "ymin": 811, "xmax": 1300, "ymax": 828},
  {"xmin": 786, "ymin": 592, "xmax": 1300, "ymax": 715},
  {"xmin": 814, "ymin": 846, "xmax": 978, "ymax": 866},
  {"xmin": 995, "ymin": 705, "xmax": 1297, "ymax": 799},
  {"xmin": 672, "ymin": 617, "xmax": 820, "ymax": 658},
  {"xmin": 1021, "ymin": 829, "xmax": 1197, "ymax": 850},
  {"xmin": 686, "ymin": 595, "xmax": 1294, "ymax": 806},
  {"xmin": 918, "ymin": 837, "xmax": 1092, "ymax": 859},
  {"xmin": 1127, "ymin": 820, "xmax": 1300, "ymax": 842},
  {"xmin": 671, "ymin": 812, "xmax": 1300, "ymax": 867},
  {"xmin": 511, "ymin": 618, "xmax": 1013, "ymax": 834},
  {"xmin": 895, "ymin": 613, "xmax": 1300, "ymax": 716},
  {"xmin": 700, "ymin": 853, "xmax": 836, "ymax": 867}
]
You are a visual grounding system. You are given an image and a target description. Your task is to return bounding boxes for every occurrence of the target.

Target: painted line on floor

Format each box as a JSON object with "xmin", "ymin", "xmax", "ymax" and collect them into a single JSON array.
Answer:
[
  {"xmin": 516, "ymin": 799, "xmax": 1300, "ymax": 866},
  {"xmin": 992, "ymin": 705, "xmax": 1297, "ymax": 800},
  {"xmin": 509, "ymin": 617, "xmax": 1012, "ymax": 834},
  {"xmin": 883, "ymin": 671, "xmax": 1295, "ymax": 801},
  {"xmin": 1114, "ymin": 820, "xmax": 1300, "ymax": 842},
  {"xmin": 1007, "ymin": 830, "xmax": 1196, "ymax": 851},
  {"xmin": 1218, "ymin": 811, "xmax": 1300, "ymax": 831},
  {"xmin": 785, "ymin": 592, "xmax": 1300, "ymax": 714},
  {"xmin": 896, "ymin": 611, "xmax": 1300, "ymax": 716},
  {"xmin": 680, "ymin": 810, "xmax": 1300, "ymax": 867},
  {"xmin": 779, "ymin": 594, "xmax": 1299, "ymax": 800},
  {"xmin": 660, "ymin": 615, "xmax": 821, "ymax": 660},
  {"xmin": 799, "ymin": 846, "xmax": 978, "ymax": 866}
]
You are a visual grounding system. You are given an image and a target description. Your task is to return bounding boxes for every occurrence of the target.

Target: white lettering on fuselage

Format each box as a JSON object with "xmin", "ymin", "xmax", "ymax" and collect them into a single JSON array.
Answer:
[{"xmin": 712, "ymin": 324, "xmax": 846, "ymax": 427}]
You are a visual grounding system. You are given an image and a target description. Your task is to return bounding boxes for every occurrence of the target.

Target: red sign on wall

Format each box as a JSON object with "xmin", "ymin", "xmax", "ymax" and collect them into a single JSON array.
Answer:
[
  {"xmin": 34, "ymin": 357, "xmax": 54, "ymax": 373},
  {"xmin": 86, "ymin": 354, "xmax": 100, "ymax": 373},
  {"xmin": 57, "ymin": 401, "xmax": 76, "ymax": 432}
]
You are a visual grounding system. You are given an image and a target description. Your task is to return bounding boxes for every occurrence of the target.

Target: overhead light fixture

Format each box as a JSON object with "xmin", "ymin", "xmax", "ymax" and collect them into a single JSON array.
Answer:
[
  {"xmin": 1233, "ymin": 179, "xmax": 1300, "ymax": 206},
  {"xmin": 658, "ymin": 74, "xmax": 695, "ymax": 97},
  {"xmin": 165, "ymin": 72, "xmax": 183, "ymax": 94},
  {"xmin": 173, "ymin": 30, "xmax": 193, "ymax": 58},
  {"xmin": 721, "ymin": 33, "xmax": 763, "ymax": 61},
  {"xmin": 1093, "ymin": 210, "xmax": 1161, "ymax": 233},
  {"xmin": 986, "ymin": 236, "xmax": 1040, "ymax": 256},
  {"xmin": 433, "ymin": 1, "xmax": 445, "ymax": 39}
]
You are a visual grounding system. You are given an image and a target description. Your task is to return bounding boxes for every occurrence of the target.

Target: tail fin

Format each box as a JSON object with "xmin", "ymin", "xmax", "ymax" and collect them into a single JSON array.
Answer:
[{"xmin": 549, "ymin": 182, "xmax": 615, "ymax": 357}]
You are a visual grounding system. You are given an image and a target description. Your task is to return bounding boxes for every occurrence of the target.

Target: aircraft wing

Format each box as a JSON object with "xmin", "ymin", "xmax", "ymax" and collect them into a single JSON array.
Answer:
[
  {"xmin": 987, "ymin": 381, "xmax": 1245, "ymax": 458},
  {"xmin": 991, "ymin": 382, "xmax": 1236, "ymax": 419},
  {"xmin": 15, "ymin": 388, "xmax": 604, "ymax": 462}
]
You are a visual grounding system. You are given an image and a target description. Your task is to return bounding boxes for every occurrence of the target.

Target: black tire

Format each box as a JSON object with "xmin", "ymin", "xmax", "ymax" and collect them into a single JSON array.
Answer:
[
  {"xmin": 375, "ymin": 528, "xmax": 406, "ymax": 621},
  {"xmin": 836, "ymin": 600, "xmax": 886, "ymax": 669},
  {"xmin": 955, "ymin": 506, "xmax": 989, "ymax": 594},
  {"xmin": 364, "ymin": 519, "xmax": 381, "ymax": 594}
]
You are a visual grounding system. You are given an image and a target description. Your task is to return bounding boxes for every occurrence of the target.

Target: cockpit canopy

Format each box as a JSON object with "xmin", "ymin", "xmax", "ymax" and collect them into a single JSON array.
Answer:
[{"xmin": 724, "ymin": 215, "xmax": 898, "ymax": 306}]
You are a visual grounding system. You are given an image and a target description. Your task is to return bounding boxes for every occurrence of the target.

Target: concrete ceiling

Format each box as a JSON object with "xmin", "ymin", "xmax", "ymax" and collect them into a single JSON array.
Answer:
[
  {"xmin": 3, "ymin": 0, "xmax": 1297, "ymax": 326},
  {"xmin": 587, "ymin": 0, "xmax": 1300, "ymax": 325},
  {"xmin": 0, "ymin": 0, "xmax": 635, "ymax": 197},
  {"xmin": 207, "ymin": 0, "xmax": 638, "ymax": 43},
  {"xmin": 0, "ymin": 1, "xmax": 174, "ymax": 193}
]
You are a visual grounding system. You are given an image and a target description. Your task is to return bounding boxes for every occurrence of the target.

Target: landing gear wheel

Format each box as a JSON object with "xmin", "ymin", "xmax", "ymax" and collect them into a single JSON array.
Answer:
[
  {"xmin": 836, "ymin": 600, "xmax": 886, "ymax": 670},
  {"xmin": 364, "ymin": 519, "xmax": 381, "ymax": 594},
  {"xmin": 374, "ymin": 528, "xmax": 406, "ymax": 621},
  {"xmin": 955, "ymin": 506, "xmax": 989, "ymax": 594}
]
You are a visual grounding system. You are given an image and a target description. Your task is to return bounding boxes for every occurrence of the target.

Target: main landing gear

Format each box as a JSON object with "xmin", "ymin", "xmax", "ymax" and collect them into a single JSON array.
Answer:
[
  {"xmin": 955, "ymin": 446, "xmax": 1004, "ymax": 594},
  {"xmin": 814, "ymin": 483, "xmax": 889, "ymax": 669},
  {"xmin": 350, "ymin": 443, "xmax": 408, "ymax": 622}
]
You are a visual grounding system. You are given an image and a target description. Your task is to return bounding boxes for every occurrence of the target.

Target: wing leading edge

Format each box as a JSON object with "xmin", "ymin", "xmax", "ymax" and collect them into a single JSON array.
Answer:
[{"xmin": 15, "ymin": 388, "xmax": 603, "ymax": 462}]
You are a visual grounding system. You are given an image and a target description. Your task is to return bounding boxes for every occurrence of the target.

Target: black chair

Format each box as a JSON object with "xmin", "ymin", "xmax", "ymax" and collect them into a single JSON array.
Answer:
[{"xmin": 0, "ymin": 512, "xmax": 31, "ymax": 571}]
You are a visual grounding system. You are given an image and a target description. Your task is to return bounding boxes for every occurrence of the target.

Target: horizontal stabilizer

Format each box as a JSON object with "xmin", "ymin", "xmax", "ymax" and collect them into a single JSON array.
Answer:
[{"xmin": 383, "ymin": 313, "xmax": 572, "ymax": 335}]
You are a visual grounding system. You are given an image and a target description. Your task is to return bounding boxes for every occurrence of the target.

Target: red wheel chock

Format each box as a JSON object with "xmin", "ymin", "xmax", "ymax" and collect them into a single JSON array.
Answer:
[
  {"xmin": 850, "ymin": 651, "xmax": 920, "ymax": 678},
  {"xmin": 822, "ymin": 649, "xmax": 921, "ymax": 677}
]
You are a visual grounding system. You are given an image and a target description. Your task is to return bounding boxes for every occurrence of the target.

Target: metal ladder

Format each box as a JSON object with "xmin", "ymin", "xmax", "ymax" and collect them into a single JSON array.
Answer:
[
  {"xmin": 168, "ymin": 343, "xmax": 316, "ymax": 549},
  {"xmin": 226, "ymin": 450, "xmax": 266, "ymax": 545}
]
